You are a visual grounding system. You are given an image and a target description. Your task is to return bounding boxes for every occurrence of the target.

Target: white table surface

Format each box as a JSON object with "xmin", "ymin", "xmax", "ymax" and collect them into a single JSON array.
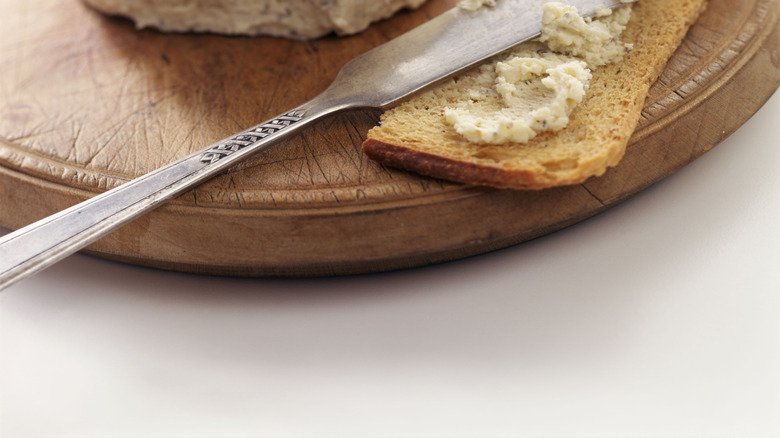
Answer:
[{"xmin": 2, "ymin": 91, "xmax": 778, "ymax": 437}]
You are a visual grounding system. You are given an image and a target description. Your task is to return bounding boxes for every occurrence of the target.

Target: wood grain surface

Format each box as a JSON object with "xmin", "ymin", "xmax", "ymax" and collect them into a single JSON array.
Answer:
[{"xmin": 1, "ymin": 0, "xmax": 779, "ymax": 276}]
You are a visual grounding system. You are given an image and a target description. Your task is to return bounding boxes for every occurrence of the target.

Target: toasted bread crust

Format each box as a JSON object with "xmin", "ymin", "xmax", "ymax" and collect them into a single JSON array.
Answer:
[
  {"xmin": 363, "ymin": 138, "xmax": 540, "ymax": 188},
  {"xmin": 364, "ymin": 138, "xmax": 584, "ymax": 189}
]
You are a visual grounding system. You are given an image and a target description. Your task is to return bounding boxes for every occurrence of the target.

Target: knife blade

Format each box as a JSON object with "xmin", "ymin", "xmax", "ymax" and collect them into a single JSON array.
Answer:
[{"xmin": 0, "ymin": 0, "xmax": 636, "ymax": 289}]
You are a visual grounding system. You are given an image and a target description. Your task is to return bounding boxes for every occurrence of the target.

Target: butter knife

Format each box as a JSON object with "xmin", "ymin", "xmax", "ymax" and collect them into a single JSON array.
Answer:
[{"xmin": 0, "ymin": 0, "xmax": 635, "ymax": 290}]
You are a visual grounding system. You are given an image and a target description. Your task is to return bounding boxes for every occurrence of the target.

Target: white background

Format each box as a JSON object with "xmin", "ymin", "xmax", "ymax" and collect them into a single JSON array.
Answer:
[{"xmin": 2, "ymin": 92, "xmax": 778, "ymax": 437}]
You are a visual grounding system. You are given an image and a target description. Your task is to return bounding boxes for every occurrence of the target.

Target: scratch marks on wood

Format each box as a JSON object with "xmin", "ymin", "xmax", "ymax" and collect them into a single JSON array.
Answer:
[
  {"xmin": 580, "ymin": 183, "xmax": 606, "ymax": 207},
  {"xmin": 301, "ymin": 134, "xmax": 330, "ymax": 185}
]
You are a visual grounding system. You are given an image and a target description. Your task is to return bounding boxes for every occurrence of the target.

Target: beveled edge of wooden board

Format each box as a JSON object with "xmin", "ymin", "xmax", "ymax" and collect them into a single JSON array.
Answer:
[{"xmin": 2, "ymin": 0, "xmax": 779, "ymax": 277}]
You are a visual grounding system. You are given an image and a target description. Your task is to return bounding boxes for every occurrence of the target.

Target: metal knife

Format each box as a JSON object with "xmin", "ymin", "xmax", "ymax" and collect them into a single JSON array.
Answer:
[{"xmin": 0, "ymin": 0, "xmax": 635, "ymax": 290}]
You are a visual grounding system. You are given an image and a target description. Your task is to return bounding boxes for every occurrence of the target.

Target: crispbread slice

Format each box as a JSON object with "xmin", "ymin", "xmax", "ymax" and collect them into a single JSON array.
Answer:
[{"xmin": 363, "ymin": 0, "xmax": 708, "ymax": 189}]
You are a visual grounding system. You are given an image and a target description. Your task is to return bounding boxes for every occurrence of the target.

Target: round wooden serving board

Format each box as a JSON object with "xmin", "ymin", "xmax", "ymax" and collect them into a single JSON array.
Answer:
[{"xmin": 1, "ymin": 0, "xmax": 779, "ymax": 276}]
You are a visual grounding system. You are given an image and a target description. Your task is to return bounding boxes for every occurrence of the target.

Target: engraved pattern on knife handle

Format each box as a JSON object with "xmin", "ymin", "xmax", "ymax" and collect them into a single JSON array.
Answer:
[{"xmin": 199, "ymin": 109, "xmax": 307, "ymax": 164}]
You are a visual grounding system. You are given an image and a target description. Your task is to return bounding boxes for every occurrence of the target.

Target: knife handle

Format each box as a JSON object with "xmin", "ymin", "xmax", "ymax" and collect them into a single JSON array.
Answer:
[{"xmin": 0, "ymin": 101, "xmax": 340, "ymax": 290}]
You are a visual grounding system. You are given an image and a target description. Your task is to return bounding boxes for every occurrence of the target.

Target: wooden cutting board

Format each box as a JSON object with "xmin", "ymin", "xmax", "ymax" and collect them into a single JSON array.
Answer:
[{"xmin": 1, "ymin": 0, "xmax": 779, "ymax": 276}]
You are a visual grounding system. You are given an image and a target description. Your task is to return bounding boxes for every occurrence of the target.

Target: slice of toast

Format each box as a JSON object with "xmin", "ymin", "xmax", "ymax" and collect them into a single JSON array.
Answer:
[{"xmin": 363, "ymin": 0, "xmax": 708, "ymax": 189}]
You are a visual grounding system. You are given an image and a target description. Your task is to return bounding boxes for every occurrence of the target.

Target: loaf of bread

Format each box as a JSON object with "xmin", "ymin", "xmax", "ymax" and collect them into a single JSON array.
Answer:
[
  {"xmin": 82, "ymin": 0, "xmax": 428, "ymax": 39},
  {"xmin": 363, "ymin": 0, "xmax": 708, "ymax": 189}
]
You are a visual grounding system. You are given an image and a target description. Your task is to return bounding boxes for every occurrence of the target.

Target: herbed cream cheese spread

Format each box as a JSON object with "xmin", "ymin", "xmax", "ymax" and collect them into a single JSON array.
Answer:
[
  {"xmin": 81, "ymin": 0, "xmax": 428, "ymax": 39},
  {"xmin": 459, "ymin": 0, "xmax": 497, "ymax": 11},
  {"xmin": 445, "ymin": 2, "xmax": 633, "ymax": 144}
]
